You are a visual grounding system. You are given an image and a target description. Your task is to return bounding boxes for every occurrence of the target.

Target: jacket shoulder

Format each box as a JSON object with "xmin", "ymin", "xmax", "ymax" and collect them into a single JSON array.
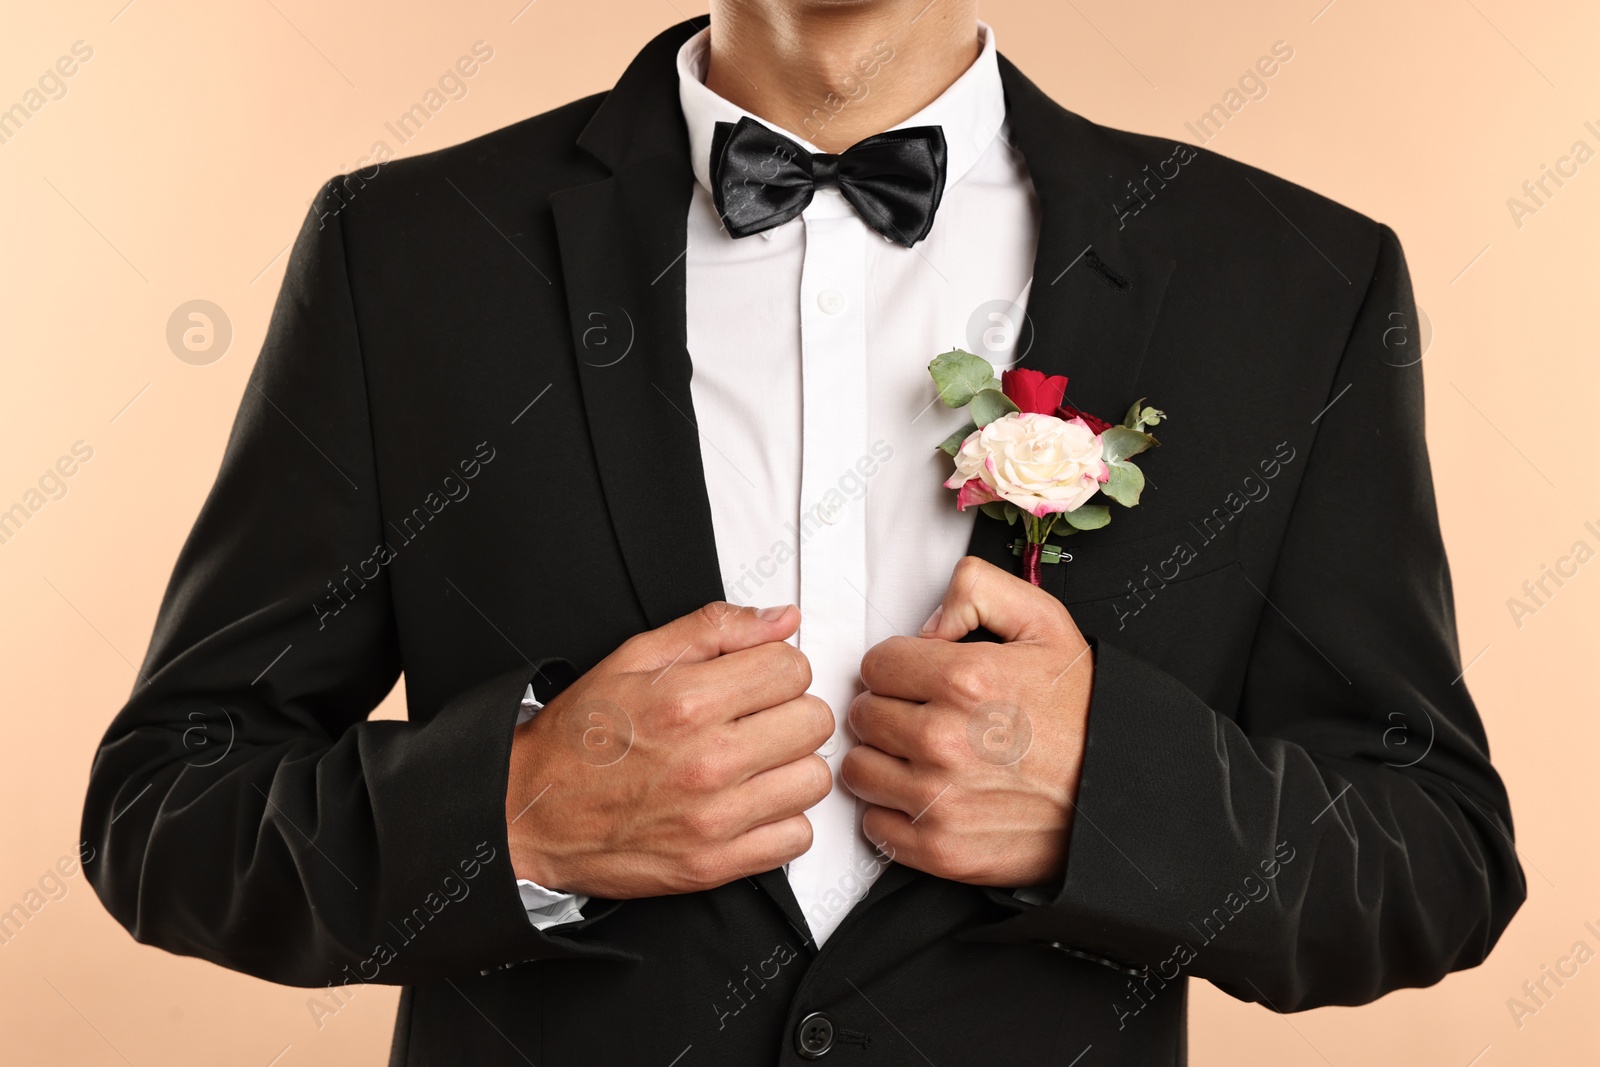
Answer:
[
  {"xmin": 1080, "ymin": 117, "xmax": 1390, "ymax": 284},
  {"xmin": 317, "ymin": 91, "xmax": 611, "ymax": 222}
]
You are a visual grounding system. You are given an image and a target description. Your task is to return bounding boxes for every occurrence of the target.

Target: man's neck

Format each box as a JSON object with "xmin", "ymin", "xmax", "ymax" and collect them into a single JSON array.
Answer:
[{"xmin": 705, "ymin": 1, "xmax": 981, "ymax": 153}]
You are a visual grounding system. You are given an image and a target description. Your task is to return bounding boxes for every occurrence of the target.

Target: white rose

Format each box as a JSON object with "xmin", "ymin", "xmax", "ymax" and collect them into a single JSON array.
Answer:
[{"xmin": 945, "ymin": 412, "xmax": 1109, "ymax": 517}]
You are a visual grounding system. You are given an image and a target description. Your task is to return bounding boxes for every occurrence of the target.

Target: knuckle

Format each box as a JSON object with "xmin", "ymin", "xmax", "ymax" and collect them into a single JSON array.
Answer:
[
  {"xmin": 683, "ymin": 848, "xmax": 726, "ymax": 887},
  {"xmin": 858, "ymin": 643, "xmax": 886, "ymax": 689},
  {"xmin": 694, "ymin": 801, "xmax": 738, "ymax": 841},
  {"xmin": 915, "ymin": 780, "xmax": 955, "ymax": 824},
  {"xmin": 810, "ymin": 697, "xmax": 837, "ymax": 743},
  {"xmin": 674, "ymin": 750, "xmax": 729, "ymax": 794},
  {"xmin": 861, "ymin": 808, "xmax": 896, "ymax": 854},
  {"xmin": 668, "ymin": 684, "xmax": 714, "ymax": 726},
  {"xmin": 838, "ymin": 749, "xmax": 860, "ymax": 791},
  {"xmin": 922, "ymin": 833, "xmax": 967, "ymax": 880},
  {"xmin": 786, "ymin": 644, "xmax": 813, "ymax": 690},
  {"xmin": 953, "ymin": 555, "xmax": 986, "ymax": 584},
  {"xmin": 945, "ymin": 659, "xmax": 994, "ymax": 704},
  {"xmin": 838, "ymin": 755, "xmax": 872, "ymax": 802},
  {"xmin": 925, "ymin": 720, "xmax": 969, "ymax": 767},
  {"xmin": 786, "ymin": 815, "xmax": 815, "ymax": 859},
  {"xmin": 844, "ymin": 695, "xmax": 865, "ymax": 740},
  {"xmin": 697, "ymin": 601, "xmax": 737, "ymax": 631},
  {"xmin": 804, "ymin": 754, "xmax": 833, "ymax": 800}
]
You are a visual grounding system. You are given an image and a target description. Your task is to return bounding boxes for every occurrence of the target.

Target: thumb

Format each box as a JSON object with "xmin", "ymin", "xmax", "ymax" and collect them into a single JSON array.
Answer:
[
  {"xmin": 616, "ymin": 601, "xmax": 799, "ymax": 671},
  {"xmin": 919, "ymin": 557, "xmax": 1064, "ymax": 644}
]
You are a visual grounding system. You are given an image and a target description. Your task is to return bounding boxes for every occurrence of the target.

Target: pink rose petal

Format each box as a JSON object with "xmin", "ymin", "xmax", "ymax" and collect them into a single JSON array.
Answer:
[{"xmin": 954, "ymin": 478, "xmax": 1002, "ymax": 511}]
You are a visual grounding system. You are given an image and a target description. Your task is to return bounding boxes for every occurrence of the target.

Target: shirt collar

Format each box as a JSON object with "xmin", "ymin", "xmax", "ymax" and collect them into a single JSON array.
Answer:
[{"xmin": 677, "ymin": 22, "xmax": 1007, "ymax": 201}]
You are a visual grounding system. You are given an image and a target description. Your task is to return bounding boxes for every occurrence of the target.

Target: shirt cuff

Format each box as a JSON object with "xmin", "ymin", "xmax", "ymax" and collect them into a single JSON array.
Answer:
[
  {"xmin": 518, "ymin": 683, "xmax": 542, "ymax": 725},
  {"xmin": 515, "ymin": 878, "xmax": 589, "ymax": 930},
  {"xmin": 514, "ymin": 683, "xmax": 586, "ymax": 929}
]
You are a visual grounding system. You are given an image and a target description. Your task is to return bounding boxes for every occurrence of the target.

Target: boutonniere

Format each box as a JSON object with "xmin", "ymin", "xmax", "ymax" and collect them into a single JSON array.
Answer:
[{"xmin": 929, "ymin": 350, "xmax": 1165, "ymax": 586}]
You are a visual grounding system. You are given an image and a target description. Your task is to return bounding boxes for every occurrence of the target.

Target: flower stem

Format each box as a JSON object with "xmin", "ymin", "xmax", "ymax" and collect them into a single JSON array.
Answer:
[{"xmin": 1021, "ymin": 541, "xmax": 1044, "ymax": 586}]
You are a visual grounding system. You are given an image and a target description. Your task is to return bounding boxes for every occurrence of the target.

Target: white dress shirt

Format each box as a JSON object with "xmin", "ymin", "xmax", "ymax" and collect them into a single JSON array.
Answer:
[{"xmin": 518, "ymin": 23, "xmax": 1039, "ymax": 945}]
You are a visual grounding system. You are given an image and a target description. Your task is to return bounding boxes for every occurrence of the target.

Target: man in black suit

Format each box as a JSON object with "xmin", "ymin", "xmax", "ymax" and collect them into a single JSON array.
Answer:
[{"xmin": 83, "ymin": 3, "xmax": 1523, "ymax": 1064}]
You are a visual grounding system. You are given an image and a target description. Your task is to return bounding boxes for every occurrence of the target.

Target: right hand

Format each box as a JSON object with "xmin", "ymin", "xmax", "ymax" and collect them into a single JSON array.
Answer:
[{"xmin": 505, "ymin": 602, "xmax": 833, "ymax": 900}]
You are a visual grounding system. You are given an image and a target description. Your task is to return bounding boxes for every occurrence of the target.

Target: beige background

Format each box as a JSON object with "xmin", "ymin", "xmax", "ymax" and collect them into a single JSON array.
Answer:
[{"xmin": 2, "ymin": 0, "xmax": 1596, "ymax": 1062}]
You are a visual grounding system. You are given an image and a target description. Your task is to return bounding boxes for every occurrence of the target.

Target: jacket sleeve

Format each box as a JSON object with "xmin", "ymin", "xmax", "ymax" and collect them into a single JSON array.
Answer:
[
  {"xmin": 990, "ymin": 224, "xmax": 1525, "ymax": 1010},
  {"xmin": 80, "ymin": 180, "xmax": 626, "ymax": 987}
]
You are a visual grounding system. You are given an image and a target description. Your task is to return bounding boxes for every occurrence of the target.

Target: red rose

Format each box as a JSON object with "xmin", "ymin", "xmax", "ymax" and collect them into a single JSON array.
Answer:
[
  {"xmin": 1000, "ymin": 368, "xmax": 1069, "ymax": 415},
  {"xmin": 1056, "ymin": 404, "xmax": 1113, "ymax": 435}
]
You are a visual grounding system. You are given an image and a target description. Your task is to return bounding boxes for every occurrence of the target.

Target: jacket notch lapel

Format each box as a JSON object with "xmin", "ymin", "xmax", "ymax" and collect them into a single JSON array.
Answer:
[
  {"xmin": 549, "ymin": 19, "xmax": 812, "ymax": 934},
  {"xmin": 964, "ymin": 59, "xmax": 1177, "ymax": 570},
  {"xmin": 551, "ymin": 163, "xmax": 726, "ymax": 630}
]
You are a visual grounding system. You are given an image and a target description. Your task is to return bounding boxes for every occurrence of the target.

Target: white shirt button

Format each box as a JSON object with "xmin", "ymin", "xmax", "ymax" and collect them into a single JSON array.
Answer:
[
  {"xmin": 817, "ymin": 288, "xmax": 847, "ymax": 315},
  {"xmin": 815, "ymin": 497, "xmax": 843, "ymax": 524},
  {"xmin": 819, "ymin": 734, "xmax": 839, "ymax": 758}
]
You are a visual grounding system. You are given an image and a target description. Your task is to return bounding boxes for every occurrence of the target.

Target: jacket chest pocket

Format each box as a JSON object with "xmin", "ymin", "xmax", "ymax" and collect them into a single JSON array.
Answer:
[{"xmin": 1042, "ymin": 515, "xmax": 1256, "ymax": 713}]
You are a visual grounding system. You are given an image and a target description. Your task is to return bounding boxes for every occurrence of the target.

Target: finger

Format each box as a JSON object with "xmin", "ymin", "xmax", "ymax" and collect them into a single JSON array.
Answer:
[
  {"xmin": 861, "ymin": 806, "xmax": 933, "ymax": 876},
  {"xmin": 840, "ymin": 744, "xmax": 926, "ymax": 814},
  {"xmin": 615, "ymin": 602, "xmax": 800, "ymax": 672},
  {"xmin": 724, "ymin": 695, "xmax": 835, "ymax": 778},
  {"xmin": 858, "ymin": 634, "xmax": 947, "ymax": 702},
  {"xmin": 733, "ymin": 757, "xmax": 832, "ymax": 833},
  {"xmin": 919, "ymin": 556, "xmax": 1070, "ymax": 644},
  {"xmin": 724, "ymin": 813, "xmax": 815, "ymax": 876},
  {"xmin": 666, "ymin": 640, "xmax": 813, "ymax": 724},
  {"xmin": 846, "ymin": 692, "xmax": 928, "ymax": 759}
]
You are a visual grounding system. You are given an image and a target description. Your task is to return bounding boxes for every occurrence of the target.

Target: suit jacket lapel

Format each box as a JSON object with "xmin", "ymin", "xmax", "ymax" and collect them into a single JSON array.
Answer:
[
  {"xmin": 550, "ymin": 23, "xmax": 721, "ymax": 632},
  {"xmin": 965, "ymin": 58, "xmax": 1177, "ymax": 574},
  {"xmin": 550, "ymin": 19, "xmax": 814, "ymax": 942},
  {"xmin": 860, "ymin": 56, "xmax": 1180, "ymax": 924}
]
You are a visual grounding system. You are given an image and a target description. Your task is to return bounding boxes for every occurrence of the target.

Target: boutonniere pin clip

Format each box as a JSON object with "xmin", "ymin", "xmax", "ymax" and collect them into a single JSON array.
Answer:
[{"xmin": 929, "ymin": 350, "xmax": 1165, "ymax": 586}]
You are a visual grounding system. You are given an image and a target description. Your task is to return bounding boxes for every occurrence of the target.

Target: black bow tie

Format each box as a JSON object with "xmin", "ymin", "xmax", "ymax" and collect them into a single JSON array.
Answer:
[{"xmin": 710, "ymin": 117, "xmax": 948, "ymax": 247}]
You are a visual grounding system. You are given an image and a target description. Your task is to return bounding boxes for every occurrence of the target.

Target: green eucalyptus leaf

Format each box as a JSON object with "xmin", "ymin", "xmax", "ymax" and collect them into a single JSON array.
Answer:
[
  {"xmin": 979, "ymin": 501, "xmax": 1009, "ymax": 521},
  {"xmin": 929, "ymin": 350, "xmax": 1001, "ymax": 408},
  {"xmin": 970, "ymin": 388, "xmax": 1021, "ymax": 428},
  {"xmin": 937, "ymin": 422, "xmax": 977, "ymax": 456},
  {"xmin": 1003, "ymin": 503, "xmax": 1020, "ymax": 525},
  {"xmin": 1101, "ymin": 461, "xmax": 1145, "ymax": 507},
  {"xmin": 1122, "ymin": 397, "xmax": 1166, "ymax": 432},
  {"xmin": 1100, "ymin": 425, "xmax": 1156, "ymax": 463},
  {"xmin": 1062, "ymin": 504, "xmax": 1112, "ymax": 531}
]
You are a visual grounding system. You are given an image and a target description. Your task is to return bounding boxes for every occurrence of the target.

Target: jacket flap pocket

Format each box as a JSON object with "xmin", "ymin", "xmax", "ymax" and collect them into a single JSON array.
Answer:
[{"xmin": 1040, "ymin": 514, "xmax": 1243, "ymax": 605}]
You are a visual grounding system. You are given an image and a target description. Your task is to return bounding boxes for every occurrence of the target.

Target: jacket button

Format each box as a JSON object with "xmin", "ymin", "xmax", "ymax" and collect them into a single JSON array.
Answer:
[{"xmin": 795, "ymin": 1011, "xmax": 835, "ymax": 1059}]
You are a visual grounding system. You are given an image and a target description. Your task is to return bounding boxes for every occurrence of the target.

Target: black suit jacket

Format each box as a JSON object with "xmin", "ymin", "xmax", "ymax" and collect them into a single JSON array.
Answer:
[{"xmin": 82, "ymin": 20, "xmax": 1523, "ymax": 1066}]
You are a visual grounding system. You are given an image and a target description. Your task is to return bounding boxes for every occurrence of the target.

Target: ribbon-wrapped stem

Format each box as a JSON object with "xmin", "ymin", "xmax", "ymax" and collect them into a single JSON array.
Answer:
[
  {"xmin": 1009, "ymin": 539, "xmax": 1070, "ymax": 587},
  {"xmin": 1020, "ymin": 541, "xmax": 1044, "ymax": 587}
]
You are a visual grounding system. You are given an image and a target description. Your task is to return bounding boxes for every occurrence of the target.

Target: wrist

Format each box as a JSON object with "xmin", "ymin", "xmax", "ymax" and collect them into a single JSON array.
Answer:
[{"xmin": 506, "ymin": 718, "xmax": 566, "ymax": 890}]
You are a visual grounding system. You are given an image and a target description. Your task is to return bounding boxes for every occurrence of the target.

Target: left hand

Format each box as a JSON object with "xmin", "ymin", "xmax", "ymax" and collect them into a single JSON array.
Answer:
[{"xmin": 842, "ymin": 556, "xmax": 1095, "ymax": 888}]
